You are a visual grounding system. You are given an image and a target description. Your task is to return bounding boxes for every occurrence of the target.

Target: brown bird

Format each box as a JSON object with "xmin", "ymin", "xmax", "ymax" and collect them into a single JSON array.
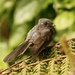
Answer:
[{"xmin": 3, "ymin": 18, "xmax": 55, "ymax": 62}]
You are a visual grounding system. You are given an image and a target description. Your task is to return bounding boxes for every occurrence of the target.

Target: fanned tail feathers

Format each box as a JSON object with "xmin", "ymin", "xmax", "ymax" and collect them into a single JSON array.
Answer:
[{"xmin": 3, "ymin": 41, "xmax": 31, "ymax": 62}]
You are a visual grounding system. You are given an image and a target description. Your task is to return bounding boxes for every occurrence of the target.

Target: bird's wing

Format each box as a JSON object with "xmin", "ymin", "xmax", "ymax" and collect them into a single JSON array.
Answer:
[
  {"xmin": 30, "ymin": 31, "xmax": 50, "ymax": 59},
  {"xmin": 30, "ymin": 37, "xmax": 49, "ymax": 59},
  {"xmin": 3, "ymin": 40, "xmax": 32, "ymax": 62}
]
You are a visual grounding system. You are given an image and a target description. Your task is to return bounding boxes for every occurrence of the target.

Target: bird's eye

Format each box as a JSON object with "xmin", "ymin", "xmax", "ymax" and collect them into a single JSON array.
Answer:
[{"xmin": 44, "ymin": 22, "xmax": 49, "ymax": 25}]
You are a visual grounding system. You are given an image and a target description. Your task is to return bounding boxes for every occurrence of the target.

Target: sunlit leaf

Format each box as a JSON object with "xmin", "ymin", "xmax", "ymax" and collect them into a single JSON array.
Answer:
[
  {"xmin": 14, "ymin": 0, "xmax": 52, "ymax": 25},
  {"xmin": 54, "ymin": 11, "xmax": 75, "ymax": 31},
  {"xmin": 53, "ymin": 0, "xmax": 75, "ymax": 10},
  {"xmin": 0, "ymin": 0, "xmax": 6, "ymax": 14},
  {"xmin": 0, "ymin": 0, "xmax": 15, "ymax": 14}
]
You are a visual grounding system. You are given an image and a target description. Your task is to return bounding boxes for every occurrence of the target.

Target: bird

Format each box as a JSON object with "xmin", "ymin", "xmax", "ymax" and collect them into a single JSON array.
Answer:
[{"xmin": 3, "ymin": 18, "xmax": 55, "ymax": 62}]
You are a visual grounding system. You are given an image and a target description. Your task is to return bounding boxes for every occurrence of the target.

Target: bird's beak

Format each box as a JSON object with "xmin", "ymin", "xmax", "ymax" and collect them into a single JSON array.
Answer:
[{"xmin": 52, "ymin": 24, "xmax": 55, "ymax": 27}]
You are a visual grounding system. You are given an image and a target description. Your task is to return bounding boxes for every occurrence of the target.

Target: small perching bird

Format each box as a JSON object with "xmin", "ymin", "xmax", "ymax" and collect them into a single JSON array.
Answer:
[{"xmin": 4, "ymin": 18, "xmax": 55, "ymax": 62}]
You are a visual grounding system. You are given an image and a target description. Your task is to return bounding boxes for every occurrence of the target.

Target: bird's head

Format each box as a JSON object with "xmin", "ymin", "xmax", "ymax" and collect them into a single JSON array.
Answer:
[{"xmin": 38, "ymin": 18, "xmax": 55, "ymax": 28}]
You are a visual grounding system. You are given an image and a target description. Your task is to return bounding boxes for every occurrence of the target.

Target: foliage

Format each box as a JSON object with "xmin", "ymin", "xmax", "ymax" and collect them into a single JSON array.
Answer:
[
  {"xmin": 0, "ymin": 0, "xmax": 75, "ymax": 71},
  {"xmin": 0, "ymin": 36, "xmax": 75, "ymax": 75}
]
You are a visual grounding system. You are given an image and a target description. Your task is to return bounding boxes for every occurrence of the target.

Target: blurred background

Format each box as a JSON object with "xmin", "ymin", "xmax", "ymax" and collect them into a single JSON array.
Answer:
[{"xmin": 0, "ymin": 0, "xmax": 75, "ymax": 68}]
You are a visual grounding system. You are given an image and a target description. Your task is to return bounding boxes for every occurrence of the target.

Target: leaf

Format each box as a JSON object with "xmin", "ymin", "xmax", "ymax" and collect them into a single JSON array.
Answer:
[
  {"xmin": 14, "ymin": 0, "xmax": 52, "ymax": 25},
  {"xmin": 60, "ymin": 34, "xmax": 75, "ymax": 72},
  {"xmin": 0, "ymin": 0, "xmax": 6, "ymax": 14},
  {"xmin": 54, "ymin": 11, "xmax": 75, "ymax": 31},
  {"xmin": 0, "ymin": 0, "xmax": 15, "ymax": 14},
  {"xmin": 60, "ymin": 57, "xmax": 70, "ymax": 75},
  {"xmin": 53, "ymin": 0, "xmax": 75, "ymax": 10}
]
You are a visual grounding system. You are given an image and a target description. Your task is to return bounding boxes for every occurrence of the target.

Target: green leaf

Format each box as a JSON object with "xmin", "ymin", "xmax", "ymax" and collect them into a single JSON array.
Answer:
[
  {"xmin": 53, "ymin": 0, "xmax": 75, "ymax": 10},
  {"xmin": 14, "ymin": 0, "xmax": 52, "ymax": 25},
  {"xmin": 0, "ymin": 0, "xmax": 15, "ymax": 14},
  {"xmin": 0, "ymin": 0, "xmax": 6, "ymax": 14},
  {"xmin": 54, "ymin": 11, "xmax": 75, "ymax": 31},
  {"xmin": 60, "ymin": 57, "xmax": 70, "ymax": 75}
]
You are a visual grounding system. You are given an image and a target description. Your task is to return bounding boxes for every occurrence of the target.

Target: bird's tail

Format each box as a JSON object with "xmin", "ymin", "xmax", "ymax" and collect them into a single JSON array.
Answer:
[{"xmin": 3, "ymin": 40, "xmax": 31, "ymax": 62}]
